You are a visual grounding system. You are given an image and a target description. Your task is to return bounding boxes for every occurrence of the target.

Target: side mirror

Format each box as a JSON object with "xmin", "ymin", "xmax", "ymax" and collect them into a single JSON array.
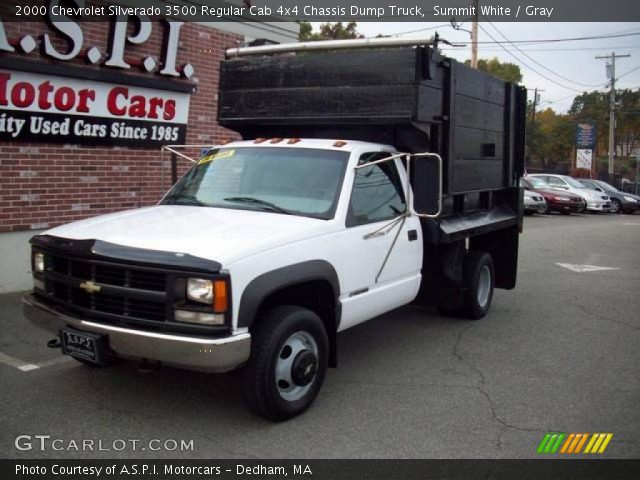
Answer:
[{"xmin": 409, "ymin": 153, "xmax": 443, "ymax": 217}]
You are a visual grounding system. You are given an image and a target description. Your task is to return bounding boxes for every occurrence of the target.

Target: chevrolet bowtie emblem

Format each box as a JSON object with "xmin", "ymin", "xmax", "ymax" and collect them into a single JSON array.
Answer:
[{"xmin": 79, "ymin": 281, "xmax": 101, "ymax": 293}]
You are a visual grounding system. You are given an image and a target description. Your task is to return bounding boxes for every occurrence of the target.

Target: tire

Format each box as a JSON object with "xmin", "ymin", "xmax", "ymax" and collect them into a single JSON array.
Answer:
[
  {"xmin": 241, "ymin": 306, "xmax": 328, "ymax": 421},
  {"xmin": 460, "ymin": 252, "xmax": 495, "ymax": 320},
  {"xmin": 609, "ymin": 199, "xmax": 621, "ymax": 214}
]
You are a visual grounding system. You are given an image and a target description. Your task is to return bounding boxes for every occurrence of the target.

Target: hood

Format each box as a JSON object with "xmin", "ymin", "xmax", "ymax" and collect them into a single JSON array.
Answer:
[
  {"xmin": 579, "ymin": 189, "xmax": 606, "ymax": 200},
  {"xmin": 44, "ymin": 206, "xmax": 332, "ymax": 266},
  {"xmin": 529, "ymin": 187, "xmax": 580, "ymax": 199}
]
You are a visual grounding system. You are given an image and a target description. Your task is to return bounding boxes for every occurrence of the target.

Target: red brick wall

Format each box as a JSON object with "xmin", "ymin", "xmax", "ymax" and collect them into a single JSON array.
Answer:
[{"xmin": 0, "ymin": 18, "xmax": 241, "ymax": 233}]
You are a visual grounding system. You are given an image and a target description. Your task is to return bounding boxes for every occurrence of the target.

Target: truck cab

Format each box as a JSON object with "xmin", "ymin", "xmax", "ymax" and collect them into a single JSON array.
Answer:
[{"xmin": 24, "ymin": 42, "xmax": 525, "ymax": 420}]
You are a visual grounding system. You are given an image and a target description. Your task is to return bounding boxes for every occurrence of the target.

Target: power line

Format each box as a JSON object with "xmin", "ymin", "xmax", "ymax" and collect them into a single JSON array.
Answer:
[
  {"xmin": 470, "ymin": 31, "xmax": 640, "ymax": 45},
  {"xmin": 390, "ymin": 24, "xmax": 451, "ymax": 37},
  {"xmin": 616, "ymin": 64, "xmax": 640, "ymax": 81},
  {"xmin": 486, "ymin": 21, "xmax": 603, "ymax": 88},
  {"xmin": 476, "ymin": 24, "xmax": 595, "ymax": 93},
  {"xmin": 440, "ymin": 45, "xmax": 640, "ymax": 53}
]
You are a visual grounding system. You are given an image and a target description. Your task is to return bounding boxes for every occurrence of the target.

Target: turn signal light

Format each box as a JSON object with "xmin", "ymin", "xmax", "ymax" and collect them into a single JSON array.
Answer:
[{"xmin": 213, "ymin": 280, "xmax": 228, "ymax": 313}]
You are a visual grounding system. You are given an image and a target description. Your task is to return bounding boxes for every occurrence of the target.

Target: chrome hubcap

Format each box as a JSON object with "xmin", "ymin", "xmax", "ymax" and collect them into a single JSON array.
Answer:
[
  {"xmin": 275, "ymin": 331, "xmax": 318, "ymax": 401},
  {"xmin": 477, "ymin": 265, "xmax": 491, "ymax": 308}
]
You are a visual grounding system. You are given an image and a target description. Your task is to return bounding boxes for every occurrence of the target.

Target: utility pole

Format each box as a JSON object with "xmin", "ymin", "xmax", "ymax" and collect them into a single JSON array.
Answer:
[
  {"xmin": 595, "ymin": 52, "xmax": 630, "ymax": 175},
  {"xmin": 471, "ymin": 0, "xmax": 479, "ymax": 68},
  {"xmin": 527, "ymin": 88, "xmax": 544, "ymax": 167}
]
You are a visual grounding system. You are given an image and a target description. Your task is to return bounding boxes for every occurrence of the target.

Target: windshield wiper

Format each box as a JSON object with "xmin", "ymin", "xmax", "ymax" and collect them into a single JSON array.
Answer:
[
  {"xmin": 223, "ymin": 196, "xmax": 293, "ymax": 215},
  {"xmin": 163, "ymin": 192, "xmax": 206, "ymax": 206}
]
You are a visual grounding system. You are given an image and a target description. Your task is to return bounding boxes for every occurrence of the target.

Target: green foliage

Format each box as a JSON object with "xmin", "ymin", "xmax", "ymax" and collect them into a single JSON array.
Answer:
[
  {"xmin": 527, "ymin": 88, "xmax": 640, "ymax": 175},
  {"xmin": 464, "ymin": 57, "xmax": 522, "ymax": 83},
  {"xmin": 528, "ymin": 108, "xmax": 574, "ymax": 171},
  {"xmin": 569, "ymin": 89, "xmax": 640, "ymax": 159},
  {"xmin": 298, "ymin": 22, "xmax": 363, "ymax": 41}
]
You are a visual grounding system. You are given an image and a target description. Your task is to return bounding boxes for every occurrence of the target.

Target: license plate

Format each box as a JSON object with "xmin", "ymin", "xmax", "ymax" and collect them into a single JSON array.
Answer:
[{"xmin": 61, "ymin": 329, "xmax": 104, "ymax": 364}]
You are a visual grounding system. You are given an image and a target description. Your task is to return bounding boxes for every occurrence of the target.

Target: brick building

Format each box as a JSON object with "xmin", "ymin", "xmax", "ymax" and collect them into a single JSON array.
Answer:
[{"xmin": 0, "ymin": 3, "xmax": 297, "ymax": 292}]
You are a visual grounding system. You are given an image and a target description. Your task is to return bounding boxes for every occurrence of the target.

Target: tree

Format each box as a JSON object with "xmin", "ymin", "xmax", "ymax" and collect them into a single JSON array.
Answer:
[
  {"xmin": 569, "ymin": 89, "xmax": 640, "ymax": 161},
  {"xmin": 527, "ymin": 107, "xmax": 574, "ymax": 171},
  {"xmin": 464, "ymin": 57, "xmax": 522, "ymax": 83},
  {"xmin": 298, "ymin": 22, "xmax": 363, "ymax": 41}
]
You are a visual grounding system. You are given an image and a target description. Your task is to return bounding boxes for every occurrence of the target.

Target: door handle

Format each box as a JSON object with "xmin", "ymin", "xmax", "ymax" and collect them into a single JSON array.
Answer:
[{"xmin": 407, "ymin": 230, "xmax": 418, "ymax": 241}]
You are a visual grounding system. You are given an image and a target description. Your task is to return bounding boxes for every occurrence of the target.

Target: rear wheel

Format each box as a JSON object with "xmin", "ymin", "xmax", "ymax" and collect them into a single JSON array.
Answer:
[
  {"xmin": 241, "ymin": 306, "xmax": 328, "ymax": 421},
  {"xmin": 461, "ymin": 252, "xmax": 495, "ymax": 320}
]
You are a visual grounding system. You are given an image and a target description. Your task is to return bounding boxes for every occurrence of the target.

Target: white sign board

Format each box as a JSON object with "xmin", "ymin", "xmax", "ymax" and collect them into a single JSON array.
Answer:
[
  {"xmin": 576, "ymin": 149, "xmax": 593, "ymax": 170},
  {"xmin": 0, "ymin": 69, "xmax": 191, "ymax": 147}
]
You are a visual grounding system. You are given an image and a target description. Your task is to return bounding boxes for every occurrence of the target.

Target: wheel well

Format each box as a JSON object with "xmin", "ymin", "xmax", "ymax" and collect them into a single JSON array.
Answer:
[{"xmin": 255, "ymin": 280, "xmax": 338, "ymax": 368}]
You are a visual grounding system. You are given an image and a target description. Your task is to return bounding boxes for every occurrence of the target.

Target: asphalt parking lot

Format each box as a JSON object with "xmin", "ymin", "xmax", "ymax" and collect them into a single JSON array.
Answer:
[{"xmin": 1, "ymin": 212, "xmax": 639, "ymax": 459}]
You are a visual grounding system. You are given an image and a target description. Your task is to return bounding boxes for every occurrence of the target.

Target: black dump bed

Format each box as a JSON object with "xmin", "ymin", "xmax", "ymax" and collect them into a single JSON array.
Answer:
[
  {"xmin": 218, "ymin": 46, "xmax": 526, "ymax": 247},
  {"xmin": 219, "ymin": 46, "xmax": 526, "ymax": 195}
]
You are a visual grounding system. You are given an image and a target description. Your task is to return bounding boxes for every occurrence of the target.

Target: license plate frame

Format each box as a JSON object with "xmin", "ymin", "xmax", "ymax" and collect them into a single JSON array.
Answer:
[{"xmin": 60, "ymin": 328, "xmax": 106, "ymax": 365}]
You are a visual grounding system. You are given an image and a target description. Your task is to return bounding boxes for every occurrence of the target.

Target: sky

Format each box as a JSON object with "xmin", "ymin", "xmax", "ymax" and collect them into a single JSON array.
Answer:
[{"xmin": 315, "ymin": 22, "xmax": 640, "ymax": 113}]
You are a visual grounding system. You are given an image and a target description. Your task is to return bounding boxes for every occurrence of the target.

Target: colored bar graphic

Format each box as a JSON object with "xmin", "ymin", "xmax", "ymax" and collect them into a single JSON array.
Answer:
[
  {"xmin": 584, "ymin": 433, "xmax": 614, "ymax": 454},
  {"xmin": 537, "ymin": 433, "xmax": 566, "ymax": 453},
  {"xmin": 539, "ymin": 432, "xmax": 613, "ymax": 454},
  {"xmin": 560, "ymin": 434, "xmax": 575, "ymax": 454},
  {"xmin": 574, "ymin": 433, "xmax": 589, "ymax": 453},
  {"xmin": 537, "ymin": 433, "xmax": 553, "ymax": 454},
  {"xmin": 584, "ymin": 433, "xmax": 599, "ymax": 453}
]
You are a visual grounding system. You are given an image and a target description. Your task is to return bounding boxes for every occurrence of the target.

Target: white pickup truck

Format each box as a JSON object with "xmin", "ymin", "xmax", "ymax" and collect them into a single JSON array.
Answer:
[{"xmin": 24, "ymin": 41, "xmax": 525, "ymax": 420}]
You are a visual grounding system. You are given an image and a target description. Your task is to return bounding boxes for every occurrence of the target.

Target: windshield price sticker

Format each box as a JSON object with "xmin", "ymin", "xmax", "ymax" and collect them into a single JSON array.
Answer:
[{"xmin": 198, "ymin": 150, "xmax": 235, "ymax": 165}]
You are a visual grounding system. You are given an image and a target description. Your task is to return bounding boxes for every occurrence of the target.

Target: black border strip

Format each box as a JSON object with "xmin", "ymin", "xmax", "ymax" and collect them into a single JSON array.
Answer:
[{"xmin": 0, "ymin": 56, "xmax": 196, "ymax": 94}]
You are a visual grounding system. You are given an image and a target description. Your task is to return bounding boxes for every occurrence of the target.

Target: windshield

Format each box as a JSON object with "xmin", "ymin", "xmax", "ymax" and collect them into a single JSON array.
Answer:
[
  {"xmin": 524, "ymin": 177, "xmax": 551, "ymax": 189},
  {"xmin": 594, "ymin": 180, "xmax": 618, "ymax": 192},
  {"xmin": 562, "ymin": 176, "xmax": 587, "ymax": 188},
  {"xmin": 161, "ymin": 147, "xmax": 349, "ymax": 219}
]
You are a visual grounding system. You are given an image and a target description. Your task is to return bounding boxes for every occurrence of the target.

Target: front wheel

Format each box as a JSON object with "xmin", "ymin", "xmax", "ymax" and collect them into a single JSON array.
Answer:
[
  {"xmin": 241, "ymin": 306, "xmax": 328, "ymax": 421},
  {"xmin": 461, "ymin": 252, "xmax": 495, "ymax": 320},
  {"xmin": 609, "ymin": 199, "xmax": 621, "ymax": 214}
]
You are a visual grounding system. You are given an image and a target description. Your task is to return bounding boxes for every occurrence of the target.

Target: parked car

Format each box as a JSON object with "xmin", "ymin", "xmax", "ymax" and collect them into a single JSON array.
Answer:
[
  {"xmin": 523, "ymin": 188, "xmax": 547, "ymax": 215},
  {"xmin": 528, "ymin": 174, "xmax": 610, "ymax": 213},
  {"xmin": 577, "ymin": 179, "xmax": 640, "ymax": 214},
  {"xmin": 522, "ymin": 177, "xmax": 585, "ymax": 214}
]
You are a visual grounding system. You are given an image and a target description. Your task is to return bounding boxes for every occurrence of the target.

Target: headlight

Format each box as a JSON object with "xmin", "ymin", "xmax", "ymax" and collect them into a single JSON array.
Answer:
[
  {"xmin": 187, "ymin": 278, "xmax": 213, "ymax": 304},
  {"xmin": 34, "ymin": 252, "xmax": 45, "ymax": 272},
  {"xmin": 624, "ymin": 196, "xmax": 637, "ymax": 202}
]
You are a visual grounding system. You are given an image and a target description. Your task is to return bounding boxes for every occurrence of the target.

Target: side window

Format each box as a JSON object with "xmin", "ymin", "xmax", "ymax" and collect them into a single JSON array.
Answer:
[
  {"xmin": 547, "ymin": 176, "xmax": 564, "ymax": 187},
  {"xmin": 348, "ymin": 152, "xmax": 406, "ymax": 227}
]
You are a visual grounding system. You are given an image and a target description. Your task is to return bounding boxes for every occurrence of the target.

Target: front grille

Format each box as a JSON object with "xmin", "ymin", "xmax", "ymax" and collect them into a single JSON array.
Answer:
[{"xmin": 43, "ymin": 253, "xmax": 167, "ymax": 322}]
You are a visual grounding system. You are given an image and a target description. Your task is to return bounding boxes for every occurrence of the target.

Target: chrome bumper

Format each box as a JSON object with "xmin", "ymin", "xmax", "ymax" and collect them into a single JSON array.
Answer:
[{"xmin": 22, "ymin": 294, "xmax": 251, "ymax": 373}]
